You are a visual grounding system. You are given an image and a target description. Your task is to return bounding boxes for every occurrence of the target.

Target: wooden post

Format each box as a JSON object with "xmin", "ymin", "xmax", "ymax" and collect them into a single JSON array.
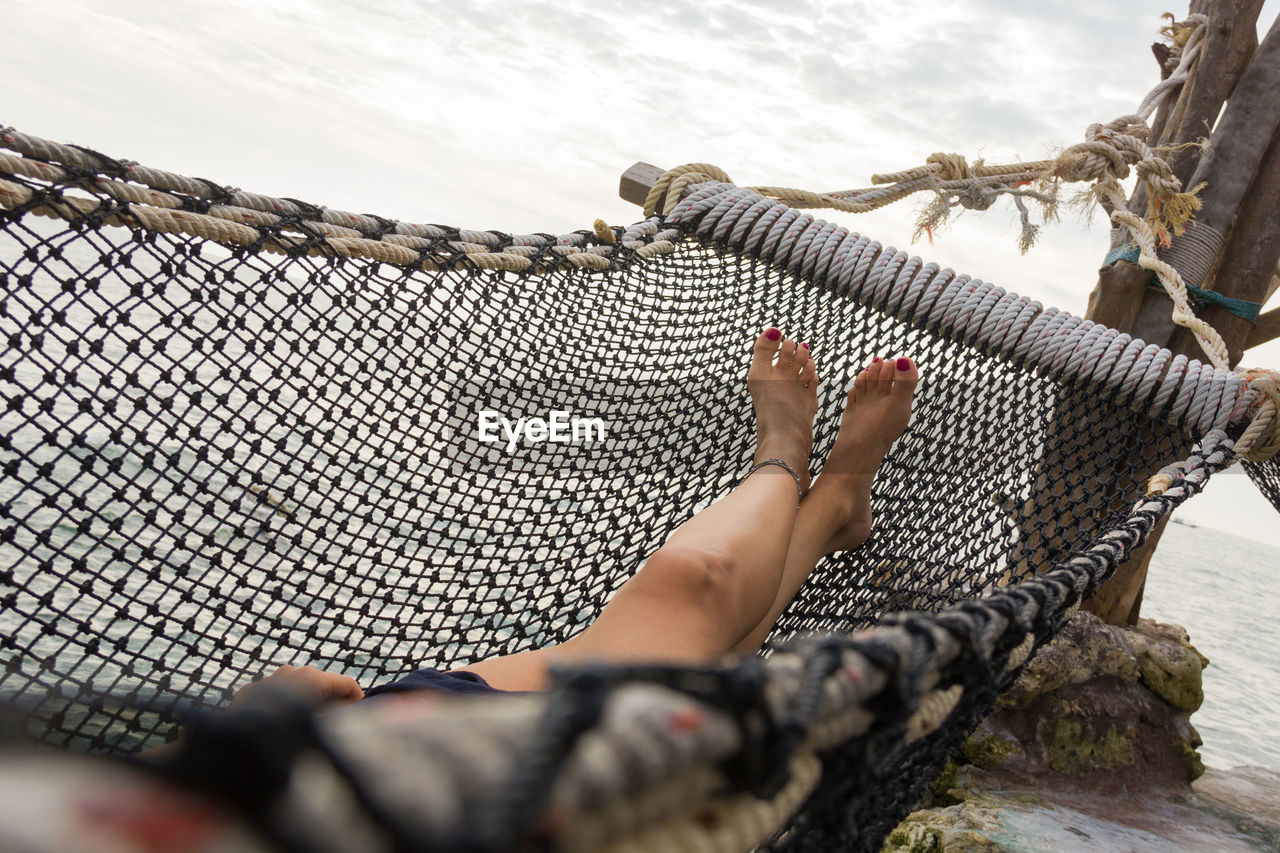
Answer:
[
  {"xmin": 1130, "ymin": 0, "xmax": 1264, "ymax": 223},
  {"xmin": 1247, "ymin": 302, "xmax": 1280, "ymax": 351},
  {"xmin": 1084, "ymin": 4, "xmax": 1275, "ymax": 624},
  {"xmin": 1085, "ymin": 262, "xmax": 1154, "ymax": 333},
  {"xmin": 1130, "ymin": 10, "xmax": 1280, "ymax": 348},
  {"xmin": 1163, "ymin": 0, "xmax": 1265, "ymax": 189},
  {"xmin": 1166, "ymin": 127, "xmax": 1280, "ymax": 363},
  {"xmin": 619, "ymin": 162, "xmax": 666, "ymax": 212}
]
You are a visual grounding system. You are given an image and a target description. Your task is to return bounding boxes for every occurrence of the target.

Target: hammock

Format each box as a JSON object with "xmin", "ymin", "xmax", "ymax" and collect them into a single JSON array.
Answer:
[{"xmin": 0, "ymin": 128, "xmax": 1276, "ymax": 851}]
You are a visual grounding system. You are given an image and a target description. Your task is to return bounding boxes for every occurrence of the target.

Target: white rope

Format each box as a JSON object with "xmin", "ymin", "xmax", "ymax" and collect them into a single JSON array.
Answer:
[{"xmin": 1136, "ymin": 14, "xmax": 1209, "ymax": 120}]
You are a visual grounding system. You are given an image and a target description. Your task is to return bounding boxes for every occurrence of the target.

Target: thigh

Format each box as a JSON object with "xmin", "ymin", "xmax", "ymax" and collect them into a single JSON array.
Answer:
[{"xmin": 458, "ymin": 547, "xmax": 738, "ymax": 692}]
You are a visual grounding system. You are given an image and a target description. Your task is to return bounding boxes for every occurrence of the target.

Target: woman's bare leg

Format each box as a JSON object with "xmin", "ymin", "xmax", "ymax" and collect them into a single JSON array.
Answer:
[
  {"xmin": 731, "ymin": 356, "xmax": 918, "ymax": 654},
  {"xmin": 461, "ymin": 328, "xmax": 819, "ymax": 691}
]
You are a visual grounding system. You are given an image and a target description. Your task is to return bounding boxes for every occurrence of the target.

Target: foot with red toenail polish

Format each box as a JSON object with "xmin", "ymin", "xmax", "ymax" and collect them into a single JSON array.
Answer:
[
  {"xmin": 803, "ymin": 355, "xmax": 918, "ymax": 553},
  {"xmin": 747, "ymin": 328, "xmax": 821, "ymax": 494}
]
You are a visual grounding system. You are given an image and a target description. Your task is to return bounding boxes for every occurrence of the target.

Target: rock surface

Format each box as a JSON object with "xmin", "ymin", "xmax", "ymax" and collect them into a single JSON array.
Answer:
[{"xmin": 882, "ymin": 612, "xmax": 1278, "ymax": 852}]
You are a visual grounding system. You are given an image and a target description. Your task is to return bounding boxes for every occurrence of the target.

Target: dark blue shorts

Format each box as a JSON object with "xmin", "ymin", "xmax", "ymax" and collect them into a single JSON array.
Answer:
[{"xmin": 364, "ymin": 667, "xmax": 505, "ymax": 697}]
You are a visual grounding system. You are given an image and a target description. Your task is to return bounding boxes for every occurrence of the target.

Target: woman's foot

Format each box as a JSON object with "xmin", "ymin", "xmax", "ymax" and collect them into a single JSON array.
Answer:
[
  {"xmin": 806, "ymin": 356, "xmax": 917, "ymax": 553},
  {"xmin": 748, "ymin": 328, "xmax": 819, "ymax": 494}
]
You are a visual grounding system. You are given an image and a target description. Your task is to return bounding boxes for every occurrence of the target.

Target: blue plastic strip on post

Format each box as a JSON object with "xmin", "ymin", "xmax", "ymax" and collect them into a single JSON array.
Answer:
[{"xmin": 1102, "ymin": 243, "xmax": 1261, "ymax": 323}]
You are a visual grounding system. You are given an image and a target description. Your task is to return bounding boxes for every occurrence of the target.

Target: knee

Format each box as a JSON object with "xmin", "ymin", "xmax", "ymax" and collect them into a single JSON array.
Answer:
[{"xmin": 638, "ymin": 545, "xmax": 739, "ymax": 608}]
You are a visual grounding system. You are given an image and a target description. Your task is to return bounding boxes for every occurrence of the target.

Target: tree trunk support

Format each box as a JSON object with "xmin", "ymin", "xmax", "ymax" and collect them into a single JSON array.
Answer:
[{"xmin": 1088, "ymin": 4, "xmax": 1275, "ymax": 624}]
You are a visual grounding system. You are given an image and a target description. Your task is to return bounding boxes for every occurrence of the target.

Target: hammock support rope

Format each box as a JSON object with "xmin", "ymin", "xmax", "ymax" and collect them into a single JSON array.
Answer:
[
  {"xmin": 0, "ymin": 128, "xmax": 1277, "ymax": 851},
  {"xmin": 641, "ymin": 14, "xmax": 1240, "ymax": 372}
]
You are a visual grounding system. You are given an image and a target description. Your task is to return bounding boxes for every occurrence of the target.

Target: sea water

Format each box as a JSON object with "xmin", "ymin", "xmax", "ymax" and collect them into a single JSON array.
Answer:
[{"xmin": 1143, "ymin": 519, "xmax": 1280, "ymax": 772}]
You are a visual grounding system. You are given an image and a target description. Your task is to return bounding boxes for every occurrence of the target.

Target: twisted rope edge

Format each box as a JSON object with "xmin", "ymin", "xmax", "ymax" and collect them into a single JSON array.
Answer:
[{"xmin": 0, "ymin": 128, "xmax": 680, "ymax": 274}]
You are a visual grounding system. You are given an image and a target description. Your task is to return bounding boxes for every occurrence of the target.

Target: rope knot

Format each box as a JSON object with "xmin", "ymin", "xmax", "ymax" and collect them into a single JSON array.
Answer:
[
  {"xmin": 958, "ymin": 184, "xmax": 997, "ymax": 211},
  {"xmin": 925, "ymin": 152, "xmax": 971, "ymax": 182},
  {"xmin": 1054, "ymin": 115, "xmax": 1149, "ymax": 183},
  {"xmin": 1105, "ymin": 115, "xmax": 1150, "ymax": 143}
]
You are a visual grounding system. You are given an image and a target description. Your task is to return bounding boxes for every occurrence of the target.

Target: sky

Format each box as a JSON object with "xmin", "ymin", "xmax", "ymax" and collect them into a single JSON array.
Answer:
[{"xmin": 4, "ymin": 0, "xmax": 1279, "ymax": 544}]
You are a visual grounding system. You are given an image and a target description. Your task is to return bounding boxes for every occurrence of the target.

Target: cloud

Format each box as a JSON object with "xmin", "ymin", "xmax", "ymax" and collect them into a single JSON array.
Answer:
[{"xmin": 2, "ymin": 0, "xmax": 1271, "ymax": 273}]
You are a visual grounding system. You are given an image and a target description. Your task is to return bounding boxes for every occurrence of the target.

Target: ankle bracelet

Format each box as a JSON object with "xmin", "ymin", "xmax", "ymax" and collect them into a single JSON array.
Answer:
[{"xmin": 745, "ymin": 458, "xmax": 807, "ymax": 505}]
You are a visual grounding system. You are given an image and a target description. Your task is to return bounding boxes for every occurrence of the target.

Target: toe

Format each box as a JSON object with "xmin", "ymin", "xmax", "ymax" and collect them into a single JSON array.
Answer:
[
  {"xmin": 892, "ymin": 356, "xmax": 919, "ymax": 398},
  {"xmin": 799, "ymin": 351, "xmax": 818, "ymax": 386},
  {"xmin": 868, "ymin": 357, "xmax": 894, "ymax": 394},
  {"xmin": 752, "ymin": 327, "xmax": 782, "ymax": 369},
  {"xmin": 848, "ymin": 362, "xmax": 875, "ymax": 403},
  {"xmin": 776, "ymin": 338, "xmax": 801, "ymax": 369}
]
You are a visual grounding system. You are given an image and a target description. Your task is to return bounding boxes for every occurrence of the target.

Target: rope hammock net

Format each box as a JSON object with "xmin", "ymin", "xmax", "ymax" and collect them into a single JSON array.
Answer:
[{"xmin": 0, "ymin": 127, "xmax": 1277, "ymax": 851}]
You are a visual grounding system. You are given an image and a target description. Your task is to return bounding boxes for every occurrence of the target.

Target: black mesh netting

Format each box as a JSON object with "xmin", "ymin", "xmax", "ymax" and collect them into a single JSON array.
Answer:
[
  {"xmin": 1, "ymin": 151, "xmax": 1276, "ymax": 851},
  {"xmin": 1244, "ymin": 458, "xmax": 1280, "ymax": 513}
]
